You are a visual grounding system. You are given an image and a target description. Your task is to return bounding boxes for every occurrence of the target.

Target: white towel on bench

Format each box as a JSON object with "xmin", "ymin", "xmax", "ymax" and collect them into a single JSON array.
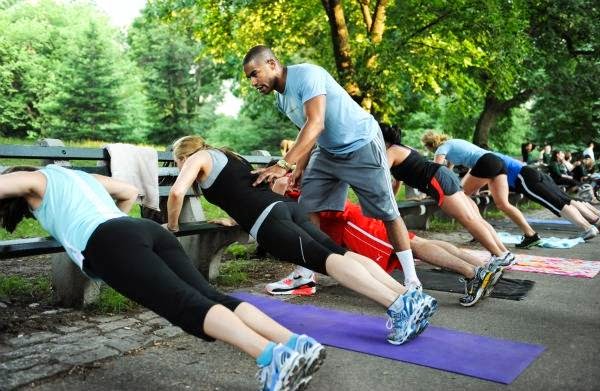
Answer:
[{"xmin": 105, "ymin": 143, "xmax": 160, "ymax": 211}]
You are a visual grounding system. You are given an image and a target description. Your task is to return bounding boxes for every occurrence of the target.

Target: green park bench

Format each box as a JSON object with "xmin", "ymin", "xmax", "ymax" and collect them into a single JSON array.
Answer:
[{"xmin": 0, "ymin": 139, "xmax": 275, "ymax": 307}]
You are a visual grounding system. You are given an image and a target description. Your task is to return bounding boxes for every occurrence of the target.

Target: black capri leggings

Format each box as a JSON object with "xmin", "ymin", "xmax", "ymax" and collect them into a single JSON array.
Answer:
[
  {"xmin": 514, "ymin": 166, "xmax": 572, "ymax": 216},
  {"xmin": 82, "ymin": 217, "xmax": 242, "ymax": 341},
  {"xmin": 256, "ymin": 201, "xmax": 347, "ymax": 275}
]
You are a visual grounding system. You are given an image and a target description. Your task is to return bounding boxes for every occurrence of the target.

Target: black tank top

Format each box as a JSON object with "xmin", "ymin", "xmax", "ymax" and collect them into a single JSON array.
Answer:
[
  {"xmin": 389, "ymin": 146, "xmax": 442, "ymax": 191},
  {"xmin": 200, "ymin": 154, "xmax": 286, "ymax": 232}
]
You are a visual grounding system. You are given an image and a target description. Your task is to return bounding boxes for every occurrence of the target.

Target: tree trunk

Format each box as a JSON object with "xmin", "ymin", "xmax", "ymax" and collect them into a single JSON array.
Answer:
[
  {"xmin": 473, "ymin": 90, "xmax": 534, "ymax": 147},
  {"xmin": 472, "ymin": 95, "xmax": 500, "ymax": 148},
  {"xmin": 321, "ymin": 0, "xmax": 361, "ymax": 98},
  {"xmin": 369, "ymin": 0, "xmax": 389, "ymax": 43}
]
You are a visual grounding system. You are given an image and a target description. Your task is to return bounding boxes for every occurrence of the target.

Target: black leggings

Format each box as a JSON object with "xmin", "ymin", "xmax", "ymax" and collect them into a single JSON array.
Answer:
[
  {"xmin": 82, "ymin": 217, "xmax": 242, "ymax": 341},
  {"xmin": 256, "ymin": 202, "xmax": 347, "ymax": 275},
  {"xmin": 514, "ymin": 166, "xmax": 572, "ymax": 216},
  {"xmin": 552, "ymin": 176, "xmax": 579, "ymax": 189}
]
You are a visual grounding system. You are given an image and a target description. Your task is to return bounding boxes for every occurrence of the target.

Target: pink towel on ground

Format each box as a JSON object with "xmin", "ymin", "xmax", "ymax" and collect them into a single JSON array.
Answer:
[{"xmin": 465, "ymin": 249, "xmax": 600, "ymax": 278}]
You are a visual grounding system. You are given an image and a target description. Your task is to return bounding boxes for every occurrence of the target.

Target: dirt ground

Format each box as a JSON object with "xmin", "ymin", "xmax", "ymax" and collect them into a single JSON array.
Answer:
[{"xmin": 0, "ymin": 251, "xmax": 295, "ymax": 338}]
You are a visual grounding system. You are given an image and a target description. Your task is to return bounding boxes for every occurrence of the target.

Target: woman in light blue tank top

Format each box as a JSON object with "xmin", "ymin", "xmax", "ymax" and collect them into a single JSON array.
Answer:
[
  {"xmin": 421, "ymin": 131, "xmax": 541, "ymax": 250},
  {"xmin": 0, "ymin": 164, "xmax": 322, "ymax": 391}
]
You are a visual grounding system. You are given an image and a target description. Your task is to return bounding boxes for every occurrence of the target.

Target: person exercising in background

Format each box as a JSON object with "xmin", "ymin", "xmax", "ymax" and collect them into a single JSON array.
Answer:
[{"xmin": 422, "ymin": 131, "xmax": 542, "ymax": 251}]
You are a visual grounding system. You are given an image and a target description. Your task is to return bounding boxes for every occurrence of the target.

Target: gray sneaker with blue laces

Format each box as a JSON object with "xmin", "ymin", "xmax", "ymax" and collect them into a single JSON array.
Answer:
[{"xmin": 386, "ymin": 288, "xmax": 438, "ymax": 345}]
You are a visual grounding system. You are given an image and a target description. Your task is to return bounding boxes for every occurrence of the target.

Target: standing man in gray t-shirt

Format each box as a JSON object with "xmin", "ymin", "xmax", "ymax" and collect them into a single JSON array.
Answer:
[{"xmin": 243, "ymin": 45, "xmax": 421, "ymax": 290}]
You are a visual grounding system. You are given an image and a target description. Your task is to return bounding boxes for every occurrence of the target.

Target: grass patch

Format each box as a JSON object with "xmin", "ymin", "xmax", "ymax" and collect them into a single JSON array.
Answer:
[
  {"xmin": 215, "ymin": 259, "xmax": 254, "ymax": 286},
  {"xmin": 226, "ymin": 243, "xmax": 257, "ymax": 260},
  {"xmin": 484, "ymin": 208, "xmax": 506, "ymax": 219},
  {"xmin": 427, "ymin": 216, "xmax": 459, "ymax": 232},
  {"xmin": 201, "ymin": 198, "xmax": 229, "ymax": 220},
  {"xmin": 0, "ymin": 218, "xmax": 49, "ymax": 240},
  {"xmin": 346, "ymin": 185, "xmax": 406, "ymax": 205},
  {"xmin": 0, "ymin": 275, "xmax": 52, "ymax": 298},
  {"xmin": 520, "ymin": 200, "xmax": 544, "ymax": 211},
  {"xmin": 90, "ymin": 286, "xmax": 138, "ymax": 313}
]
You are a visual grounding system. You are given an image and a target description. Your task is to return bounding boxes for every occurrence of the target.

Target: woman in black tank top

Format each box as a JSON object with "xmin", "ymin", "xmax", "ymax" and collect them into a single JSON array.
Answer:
[
  {"xmin": 167, "ymin": 135, "xmax": 439, "ymax": 346},
  {"xmin": 381, "ymin": 125, "xmax": 511, "ymax": 261}
]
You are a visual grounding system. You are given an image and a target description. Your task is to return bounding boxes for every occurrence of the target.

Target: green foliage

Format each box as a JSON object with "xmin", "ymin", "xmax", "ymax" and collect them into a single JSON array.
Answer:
[
  {"xmin": 129, "ymin": 4, "xmax": 221, "ymax": 144},
  {"xmin": 42, "ymin": 22, "xmax": 127, "ymax": 140},
  {"xmin": 489, "ymin": 107, "xmax": 535, "ymax": 156},
  {"xmin": 0, "ymin": 218, "xmax": 48, "ymax": 240},
  {"xmin": 91, "ymin": 286, "xmax": 138, "ymax": 313},
  {"xmin": 0, "ymin": 0, "xmax": 148, "ymax": 142},
  {"xmin": 215, "ymin": 259, "xmax": 253, "ymax": 286},
  {"xmin": 0, "ymin": 275, "xmax": 51, "ymax": 298},
  {"xmin": 527, "ymin": 0, "xmax": 599, "ymax": 145},
  {"xmin": 200, "ymin": 198, "xmax": 228, "ymax": 219},
  {"xmin": 225, "ymin": 243, "xmax": 256, "ymax": 260},
  {"xmin": 520, "ymin": 200, "xmax": 544, "ymax": 211}
]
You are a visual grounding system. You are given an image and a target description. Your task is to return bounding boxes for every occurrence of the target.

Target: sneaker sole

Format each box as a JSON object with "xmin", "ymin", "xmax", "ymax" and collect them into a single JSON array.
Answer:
[
  {"xmin": 276, "ymin": 355, "xmax": 306, "ymax": 391},
  {"xmin": 386, "ymin": 293, "xmax": 438, "ymax": 345},
  {"xmin": 484, "ymin": 267, "xmax": 504, "ymax": 298},
  {"xmin": 416, "ymin": 295, "xmax": 438, "ymax": 333},
  {"xmin": 266, "ymin": 283, "xmax": 317, "ymax": 295},
  {"xmin": 460, "ymin": 272, "xmax": 492, "ymax": 307},
  {"xmin": 296, "ymin": 346, "xmax": 326, "ymax": 391},
  {"xmin": 409, "ymin": 295, "xmax": 438, "ymax": 340}
]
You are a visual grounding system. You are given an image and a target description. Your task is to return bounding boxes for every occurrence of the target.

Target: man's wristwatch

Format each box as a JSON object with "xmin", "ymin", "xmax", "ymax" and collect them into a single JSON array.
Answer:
[{"xmin": 276, "ymin": 159, "xmax": 296, "ymax": 171}]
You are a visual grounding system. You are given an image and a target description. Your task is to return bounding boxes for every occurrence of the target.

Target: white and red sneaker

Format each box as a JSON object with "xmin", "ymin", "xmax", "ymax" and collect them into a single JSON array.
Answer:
[{"xmin": 266, "ymin": 272, "xmax": 317, "ymax": 296}]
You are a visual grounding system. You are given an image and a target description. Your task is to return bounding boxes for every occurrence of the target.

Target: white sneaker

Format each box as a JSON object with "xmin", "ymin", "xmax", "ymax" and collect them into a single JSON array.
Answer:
[
  {"xmin": 266, "ymin": 272, "xmax": 317, "ymax": 296},
  {"xmin": 404, "ymin": 280, "xmax": 422, "ymax": 292},
  {"xmin": 581, "ymin": 225, "xmax": 599, "ymax": 240}
]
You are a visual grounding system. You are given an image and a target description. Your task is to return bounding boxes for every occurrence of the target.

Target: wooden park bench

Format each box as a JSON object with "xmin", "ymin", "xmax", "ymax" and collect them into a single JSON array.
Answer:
[{"xmin": 0, "ymin": 139, "xmax": 275, "ymax": 307}]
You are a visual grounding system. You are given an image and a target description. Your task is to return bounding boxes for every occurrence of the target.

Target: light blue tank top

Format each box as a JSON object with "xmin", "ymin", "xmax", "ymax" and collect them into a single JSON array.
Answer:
[
  {"xmin": 32, "ymin": 165, "xmax": 126, "ymax": 269},
  {"xmin": 435, "ymin": 139, "xmax": 488, "ymax": 168}
]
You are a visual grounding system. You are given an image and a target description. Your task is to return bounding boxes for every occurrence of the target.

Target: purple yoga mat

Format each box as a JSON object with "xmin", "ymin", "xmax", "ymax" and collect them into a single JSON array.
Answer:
[{"xmin": 233, "ymin": 292, "xmax": 545, "ymax": 384}]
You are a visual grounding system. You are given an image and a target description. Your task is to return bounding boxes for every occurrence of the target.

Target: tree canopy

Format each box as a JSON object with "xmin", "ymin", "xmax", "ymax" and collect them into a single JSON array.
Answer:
[{"xmin": 0, "ymin": 0, "xmax": 597, "ymax": 154}]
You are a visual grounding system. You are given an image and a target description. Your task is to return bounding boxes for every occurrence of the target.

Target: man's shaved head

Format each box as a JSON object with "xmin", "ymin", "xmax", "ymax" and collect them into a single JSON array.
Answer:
[
  {"xmin": 243, "ymin": 45, "xmax": 285, "ymax": 95},
  {"xmin": 243, "ymin": 45, "xmax": 278, "ymax": 65}
]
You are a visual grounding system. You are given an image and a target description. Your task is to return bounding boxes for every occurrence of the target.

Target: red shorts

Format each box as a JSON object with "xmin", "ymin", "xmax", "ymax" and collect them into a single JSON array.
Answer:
[{"xmin": 319, "ymin": 202, "xmax": 413, "ymax": 273}]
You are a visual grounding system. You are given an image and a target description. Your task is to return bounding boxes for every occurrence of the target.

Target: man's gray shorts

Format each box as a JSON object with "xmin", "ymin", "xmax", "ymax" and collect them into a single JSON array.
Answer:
[{"xmin": 299, "ymin": 132, "xmax": 400, "ymax": 220}]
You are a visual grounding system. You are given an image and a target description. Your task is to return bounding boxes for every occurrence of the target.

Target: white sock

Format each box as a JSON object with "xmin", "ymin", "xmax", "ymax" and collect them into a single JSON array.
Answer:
[
  {"xmin": 294, "ymin": 266, "xmax": 314, "ymax": 278},
  {"xmin": 396, "ymin": 250, "xmax": 419, "ymax": 284},
  {"xmin": 388, "ymin": 294, "xmax": 404, "ymax": 312}
]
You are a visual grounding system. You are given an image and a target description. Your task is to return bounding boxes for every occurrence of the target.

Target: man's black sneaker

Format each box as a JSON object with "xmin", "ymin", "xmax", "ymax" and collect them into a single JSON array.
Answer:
[
  {"xmin": 459, "ymin": 267, "xmax": 493, "ymax": 307},
  {"xmin": 515, "ymin": 233, "xmax": 541, "ymax": 249}
]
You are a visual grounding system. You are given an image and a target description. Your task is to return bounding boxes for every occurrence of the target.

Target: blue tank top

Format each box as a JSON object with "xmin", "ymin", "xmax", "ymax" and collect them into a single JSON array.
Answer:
[
  {"xmin": 494, "ymin": 153, "xmax": 524, "ymax": 188},
  {"xmin": 32, "ymin": 165, "xmax": 126, "ymax": 269}
]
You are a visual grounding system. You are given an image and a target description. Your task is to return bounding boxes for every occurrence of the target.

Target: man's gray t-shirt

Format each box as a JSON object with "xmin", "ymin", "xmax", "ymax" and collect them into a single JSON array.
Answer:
[{"xmin": 275, "ymin": 64, "xmax": 378, "ymax": 154}]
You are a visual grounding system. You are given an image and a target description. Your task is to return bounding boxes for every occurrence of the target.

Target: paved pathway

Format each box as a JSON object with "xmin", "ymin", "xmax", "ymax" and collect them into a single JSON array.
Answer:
[
  {"xmin": 1, "ymin": 209, "xmax": 599, "ymax": 390},
  {"xmin": 1, "ymin": 310, "xmax": 183, "ymax": 389}
]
